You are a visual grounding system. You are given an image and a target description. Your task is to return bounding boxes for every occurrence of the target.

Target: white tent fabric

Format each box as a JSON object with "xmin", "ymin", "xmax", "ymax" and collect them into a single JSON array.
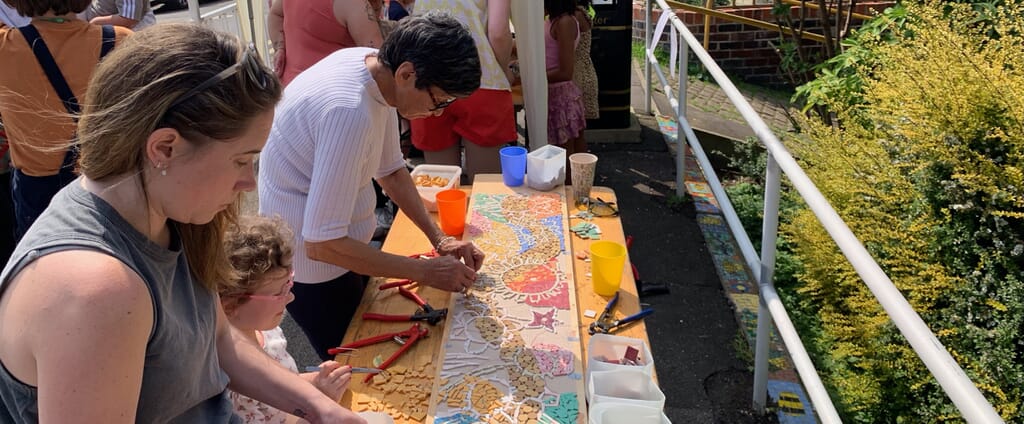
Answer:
[{"xmin": 510, "ymin": 1, "xmax": 548, "ymax": 151}]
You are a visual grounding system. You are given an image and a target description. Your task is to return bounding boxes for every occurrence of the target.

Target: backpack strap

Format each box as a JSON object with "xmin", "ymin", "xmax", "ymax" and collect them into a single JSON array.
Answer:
[
  {"xmin": 100, "ymin": 25, "xmax": 115, "ymax": 59},
  {"xmin": 17, "ymin": 24, "xmax": 80, "ymax": 115},
  {"xmin": 16, "ymin": 23, "xmax": 112, "ymax": 171}
]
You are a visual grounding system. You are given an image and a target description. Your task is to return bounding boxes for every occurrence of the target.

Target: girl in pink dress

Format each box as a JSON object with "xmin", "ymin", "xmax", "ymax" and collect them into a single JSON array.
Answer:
[{"xmin": 544, "ymin": 0, "xmax": 587, "ymax": 166}]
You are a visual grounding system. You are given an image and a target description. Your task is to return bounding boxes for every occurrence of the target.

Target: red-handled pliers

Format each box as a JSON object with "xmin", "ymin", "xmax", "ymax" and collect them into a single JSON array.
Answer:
[
  {"xmin": 364, "ymin": 280, "xmax": 448, "ymax": 325},
  {"xmin": 328, "ymin": 323, "xmax": 429, "ymax": 383},
  {"xmin": 625, "ymin": 235, "xmax": 640, "ymax": 282}
]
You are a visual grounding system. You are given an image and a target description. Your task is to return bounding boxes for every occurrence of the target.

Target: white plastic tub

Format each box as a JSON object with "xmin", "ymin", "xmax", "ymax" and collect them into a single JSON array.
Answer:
[
  {"xmin": 587, "ymin": 334, "xmax": 655, "ymax": 377},
  {"xmin": 587, "ymin": 369, "xmax": 666, "ymax": 410},
  {"xmin": 526, "ymin": 144, "xmax": 566, "ymax": 191},
  {"xmin": 588, "ymin": 403, "xmax": 670, "ymax": 424},
  {"xmin": 410, "ymin": 164, "xmax": 461, "ymax": 212}
]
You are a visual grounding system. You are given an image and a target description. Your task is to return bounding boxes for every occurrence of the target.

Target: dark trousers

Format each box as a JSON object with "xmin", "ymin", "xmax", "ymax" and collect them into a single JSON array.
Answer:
[
  {"xmin": 287, "ymin": 272, "xmax": 369, "ymax": 361},
  {"xmin": 11, "ymin": 164, "xmax": 76, "ymax": 240},
  {"xmin": 0, "ymin": 172, "xmax": 15, "ymax": 263}
]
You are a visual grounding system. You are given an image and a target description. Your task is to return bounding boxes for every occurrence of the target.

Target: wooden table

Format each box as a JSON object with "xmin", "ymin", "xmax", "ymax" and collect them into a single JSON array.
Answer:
[{"xmin": 338, "ymin": 176, "xmax": 653, "ymax": 423}]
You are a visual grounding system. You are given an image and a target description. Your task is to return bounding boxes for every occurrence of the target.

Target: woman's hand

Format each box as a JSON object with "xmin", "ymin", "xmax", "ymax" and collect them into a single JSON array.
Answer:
[
  {"xmin": 437, "ymin": 239, "xmax": 485, "ymax": 272},
  {"xmin": 416, "ymin": 255, "xmax": 478, "ymax": 292}
]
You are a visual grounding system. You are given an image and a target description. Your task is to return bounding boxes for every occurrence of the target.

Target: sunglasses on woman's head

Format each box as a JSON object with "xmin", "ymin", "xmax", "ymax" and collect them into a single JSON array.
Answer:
[{"xmin": 166, "ymin": 43, "xmax": 270, "ymax": 112}]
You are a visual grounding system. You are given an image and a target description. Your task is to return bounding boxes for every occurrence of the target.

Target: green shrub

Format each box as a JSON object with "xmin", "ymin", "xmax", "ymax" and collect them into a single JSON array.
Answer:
[{"xmin": 780, "ymin": 1, "xmax": 1024, "ymax": 421}]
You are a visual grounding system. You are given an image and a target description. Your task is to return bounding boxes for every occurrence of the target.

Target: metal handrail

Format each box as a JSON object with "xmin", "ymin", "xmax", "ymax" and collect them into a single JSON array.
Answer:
[
  {"xmin": 200, "ymin": 3, "xmax": 238, "ymax": 20},
  {"xmin": 642, "ymin": 0, "xmax": 1004, "ymax": 422}
]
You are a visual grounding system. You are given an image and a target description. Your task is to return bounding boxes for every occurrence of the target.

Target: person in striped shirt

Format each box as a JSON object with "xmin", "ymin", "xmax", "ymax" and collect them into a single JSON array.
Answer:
[
  {"xmin": 258, "ymin": 12, "xmax": 486, "ymax": 360},
  {"xmin": 81, "ymin": 0, "xmax": 154, "ymax": 30}
]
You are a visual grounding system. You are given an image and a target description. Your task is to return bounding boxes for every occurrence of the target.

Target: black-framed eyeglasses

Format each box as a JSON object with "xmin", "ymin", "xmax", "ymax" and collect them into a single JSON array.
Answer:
[
  {"xmin": 427, "ymin": 87, "xmax": 456, "ymax": 111},
  {"xmin": 166, "ymin": 43, "xmax": 269, "ymax": 112}
]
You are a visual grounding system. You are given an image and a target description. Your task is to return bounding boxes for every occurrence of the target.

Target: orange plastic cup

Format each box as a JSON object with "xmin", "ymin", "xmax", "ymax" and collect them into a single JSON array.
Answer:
[
  {"xmin": 590, "ymin": 241, "xmax": 627, "ymax": 296},
  {"xmin": 436, "ymin": 189, "xmax": 467, "ymax": 236}
]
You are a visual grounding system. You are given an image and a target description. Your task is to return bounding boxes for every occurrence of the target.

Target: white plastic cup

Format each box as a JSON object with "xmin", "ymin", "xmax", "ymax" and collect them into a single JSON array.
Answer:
[{"xmin": 569, "ymin": 153, "xmax": 598, "ymax": 206}]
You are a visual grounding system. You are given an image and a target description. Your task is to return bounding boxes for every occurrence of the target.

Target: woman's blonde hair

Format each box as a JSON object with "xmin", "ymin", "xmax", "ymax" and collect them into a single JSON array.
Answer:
[
  {"xmin": 77, "ymin": 24, "xmax": 282, "ymax": 289},
  {"xmin": 219, "ymin": 216, "xmax": 294, "ymax": 310}
]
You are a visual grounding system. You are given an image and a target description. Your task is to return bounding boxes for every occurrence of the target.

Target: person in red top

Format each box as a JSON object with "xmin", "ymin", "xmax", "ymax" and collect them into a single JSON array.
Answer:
[
  {"xmin": 268, "ymin": 0, "xmax": 385, "ymax": 86},
  {"xmin": 410, "ymin": 0, "xmax": 516, "ymax": 184},
  {"xmin": 0, "ymin": 0, "xmax": 132, "ymax": 239}
]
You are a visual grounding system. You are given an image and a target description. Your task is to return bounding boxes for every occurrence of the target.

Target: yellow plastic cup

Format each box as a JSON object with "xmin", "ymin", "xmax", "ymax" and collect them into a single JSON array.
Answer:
[{"xmin": 590, "ymin": 241, "xmax": 627, "ymax": 296}]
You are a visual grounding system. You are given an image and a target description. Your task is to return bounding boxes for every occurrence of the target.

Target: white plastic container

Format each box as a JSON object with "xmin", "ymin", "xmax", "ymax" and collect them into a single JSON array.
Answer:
[
  {"xmin": 410, "ymin": 164, "xmax": 461, "ymax": 212},
  {"xmin": 587, "ymin": 369, "xmax": 666, "ymax": 410},
  {"xmin": 587, "ymin": 334, "xmax": 655, "ymax": 378},
  {"xmin": 358, "ymin": 411, "xmax": 396, "ymax": 424},
  {"xmin": 588, "ymin": 403, "xmax": 671, "ymax": 424},
  {"xmin": 526, "ymin": 144, "xmax": 566, "ymax": 191}
]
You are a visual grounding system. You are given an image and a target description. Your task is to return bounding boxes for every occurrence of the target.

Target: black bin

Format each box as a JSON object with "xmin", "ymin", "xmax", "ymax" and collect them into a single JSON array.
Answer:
[{"xmin": 587, "ymin": 0, "xmax": 633, "ymax": 129}]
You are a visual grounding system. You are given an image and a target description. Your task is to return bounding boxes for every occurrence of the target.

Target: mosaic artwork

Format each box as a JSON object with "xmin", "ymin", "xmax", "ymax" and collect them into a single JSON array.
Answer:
[{"xmin": 428, "ymin": 192, "xmax": 585, "ymax": 424}]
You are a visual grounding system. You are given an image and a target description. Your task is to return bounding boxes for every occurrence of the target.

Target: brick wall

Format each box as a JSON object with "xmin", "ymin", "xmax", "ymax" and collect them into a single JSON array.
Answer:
[{"xmin": 631, "ymin": 1, "xmax": 895, "ymax": 87}]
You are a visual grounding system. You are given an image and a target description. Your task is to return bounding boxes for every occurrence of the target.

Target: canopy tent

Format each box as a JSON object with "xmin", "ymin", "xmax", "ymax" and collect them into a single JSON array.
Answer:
[
  {"xmin": 186, "ymin": 0, "xmax": 549, "ymax": 151},
  {"xmin": 510, "ymin": 1, "xmax": 548, "ymax": 151}
]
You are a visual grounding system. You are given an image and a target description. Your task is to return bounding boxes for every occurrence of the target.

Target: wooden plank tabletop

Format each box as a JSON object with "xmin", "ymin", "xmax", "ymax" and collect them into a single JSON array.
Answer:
[{"xmin": 337, "ymin": 175, "xmax": 653, "ymax": 423}]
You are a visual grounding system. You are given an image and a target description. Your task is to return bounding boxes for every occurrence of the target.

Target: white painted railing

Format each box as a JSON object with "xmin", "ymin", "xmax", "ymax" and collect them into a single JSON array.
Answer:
[
  {"xmin": 186, "ymin": 0, "xmax": 242, "ymax": 39},
  {"xmin": 641, "ymin": 0, "xmax": 1004, "ymax": 422}
]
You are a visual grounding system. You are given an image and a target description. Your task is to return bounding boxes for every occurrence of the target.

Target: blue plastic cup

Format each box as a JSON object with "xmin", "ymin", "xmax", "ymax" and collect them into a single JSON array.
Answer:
[{"xmin": 499, "ymin": 146, "xmax": 528, "ymax": 187}]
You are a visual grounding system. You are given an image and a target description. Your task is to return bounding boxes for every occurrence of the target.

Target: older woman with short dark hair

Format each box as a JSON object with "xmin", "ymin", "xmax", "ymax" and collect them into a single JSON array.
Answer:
[{"xmin": 258, "ymin": 12, "xmax": 487, "ymax": 361}]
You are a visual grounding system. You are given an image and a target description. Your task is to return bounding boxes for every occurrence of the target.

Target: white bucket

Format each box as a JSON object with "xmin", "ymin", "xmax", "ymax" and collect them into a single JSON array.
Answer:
[{"xmin": 526, "ymin": 144, "xmax": 566, "ymax": 191}]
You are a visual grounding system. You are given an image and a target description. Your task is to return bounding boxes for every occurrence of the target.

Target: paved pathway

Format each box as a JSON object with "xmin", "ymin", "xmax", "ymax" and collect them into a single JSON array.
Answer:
[
  {"xmin": 642, "ymin": 61, "xmax": 819, "ymax": 423},
  {"xmin": 641, "ymin": 62, "xmax": 796, "ymax": 143}
]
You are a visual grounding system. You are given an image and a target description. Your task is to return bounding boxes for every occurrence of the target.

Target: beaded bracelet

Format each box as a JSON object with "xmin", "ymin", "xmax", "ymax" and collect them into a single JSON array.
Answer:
[{"xmin": 434, "ymin": 235, "xmax": 456, "ymax": 251}]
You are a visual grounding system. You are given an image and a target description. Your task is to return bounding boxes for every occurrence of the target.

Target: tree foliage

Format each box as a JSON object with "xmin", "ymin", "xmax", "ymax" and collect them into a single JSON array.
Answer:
[{"xmin": 775, "ymin": 1, "xmax": 1024, "ymax": 421}]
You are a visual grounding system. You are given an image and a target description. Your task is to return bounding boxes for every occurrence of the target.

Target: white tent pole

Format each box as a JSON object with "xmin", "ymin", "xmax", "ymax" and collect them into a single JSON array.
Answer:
[
  {"xmin": 510, "ymin": 1, "xmax": 548, "ymax": 151},
  {"xmin": 187, "ymin": 0, "xmax": 201, "ymax": 23}
]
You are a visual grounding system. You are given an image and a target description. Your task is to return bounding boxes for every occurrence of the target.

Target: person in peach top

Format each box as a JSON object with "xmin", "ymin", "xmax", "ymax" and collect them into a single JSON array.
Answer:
[{"xmin": 0, "ymin": 0, "xmax": 131, "ymax": 239}]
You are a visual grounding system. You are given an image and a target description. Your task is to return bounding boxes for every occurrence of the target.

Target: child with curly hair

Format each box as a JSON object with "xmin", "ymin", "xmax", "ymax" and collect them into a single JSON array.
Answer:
[{"xmin": 220, "ymin": 216, "xmax": 354, "ymax": 423}]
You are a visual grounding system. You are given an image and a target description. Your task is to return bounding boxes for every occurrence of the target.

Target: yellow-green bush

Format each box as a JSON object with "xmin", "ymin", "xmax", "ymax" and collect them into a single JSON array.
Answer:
[{"xmin": 782, "ymin": 1, "xmax": 1024, "ymax": 421}]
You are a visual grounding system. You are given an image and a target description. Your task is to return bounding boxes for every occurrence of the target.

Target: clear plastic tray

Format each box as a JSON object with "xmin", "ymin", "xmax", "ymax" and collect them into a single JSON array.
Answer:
[{"xmin": 410, "ymin": 164, "xmax": 461, "ymax": 212}]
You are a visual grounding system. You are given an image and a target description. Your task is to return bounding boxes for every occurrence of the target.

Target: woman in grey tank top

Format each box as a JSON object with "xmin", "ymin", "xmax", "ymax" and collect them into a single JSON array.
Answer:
[{"xmin": 0, "ymin": 22, "xmax": 364, "ymax": 424}]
